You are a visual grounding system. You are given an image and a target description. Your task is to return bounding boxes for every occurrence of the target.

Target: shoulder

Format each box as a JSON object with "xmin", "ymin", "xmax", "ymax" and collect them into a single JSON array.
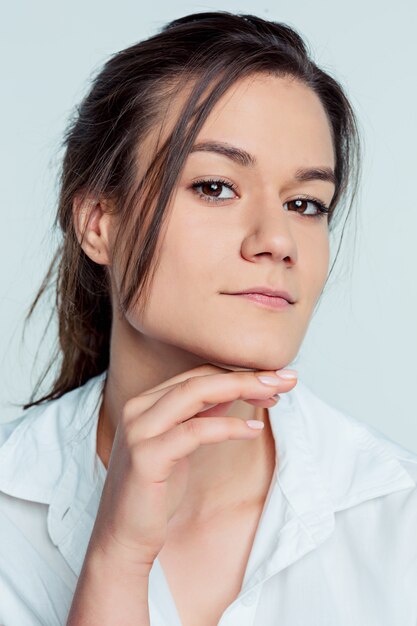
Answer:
[
  {"xmin": 0, "ymin": 488, "xmax": 76, "ymax": 624},
  {"xmin": 290, "ymin": 381, "xmax": 417, "ymax": 583},
  {"xmin": 0, "ymin": 374, "xmax": 107, "ymax": 623},
  {"xmin": 0, "ymin": 412, "xmax": 28, "ymax": 446},
  {"xmin": 0, "ymin": 372, "xmax": 107, "ymax": 504},
  {"xmin": 293, "ymin": 377, "xmax": 417, "ymax": 465},
  {"xmin": 290, "ymin": 379, "xmax": 417, "ymax": 506},
  {"xmin": 356, "ymin": 416, "xmax": 417, "ymax": 477},
  {"xmin": 0, "ymin": 371, "xmax": 107, "ymax": 449}
]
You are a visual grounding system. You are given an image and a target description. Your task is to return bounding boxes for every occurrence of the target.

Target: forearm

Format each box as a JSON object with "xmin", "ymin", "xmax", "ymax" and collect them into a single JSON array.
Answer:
[{"xmin": 66, "ymin": 544, "xmax": 151, "ymax": 625}]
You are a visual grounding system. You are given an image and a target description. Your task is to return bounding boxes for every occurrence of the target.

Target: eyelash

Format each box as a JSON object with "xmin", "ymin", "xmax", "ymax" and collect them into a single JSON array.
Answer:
[{"xmin": 190, "ymin": 177, "xmax": 330, "ymax": 220}]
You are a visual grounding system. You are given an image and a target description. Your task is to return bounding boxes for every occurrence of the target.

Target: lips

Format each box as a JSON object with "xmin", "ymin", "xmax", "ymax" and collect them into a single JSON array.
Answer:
[{"xmin": 227, "ymin": 287, "xmax": 295, "ymax": 304}]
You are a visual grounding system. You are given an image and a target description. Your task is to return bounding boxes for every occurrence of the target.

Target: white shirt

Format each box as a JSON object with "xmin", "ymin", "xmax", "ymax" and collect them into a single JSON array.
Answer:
[{"xmin": 1, "ymin": 372, "xmax": 417, "ymax": 626}]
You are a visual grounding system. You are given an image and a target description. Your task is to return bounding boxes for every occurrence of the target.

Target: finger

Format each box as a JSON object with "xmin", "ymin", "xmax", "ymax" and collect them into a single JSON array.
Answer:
[
  {"xmin": 121, "ymin": 367, "xmax": 229, "ymax": 423},
  {"xmin": 194, "ymin": 395, "xmax": 280, "ymax": 418},
  {"xmin": 123, "ymin": 370, "xmax": 296, "ymax": 440},
  {"xmin": 140, "ymin": 364, "xmax": 229, "ymax": 396},
  {"xmin": 132, "ymin": 415, "xmax": 267, "ymax": 484},
  {"xmin": 123, "ymin": 365, "xmax": 293, "ymax": 419}
]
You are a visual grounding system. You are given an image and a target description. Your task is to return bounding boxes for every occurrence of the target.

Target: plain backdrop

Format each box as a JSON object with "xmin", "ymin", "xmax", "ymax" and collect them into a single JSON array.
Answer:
[{"xmin": 1, "ymin": 1, "xmax": 416, "ymax": 452}]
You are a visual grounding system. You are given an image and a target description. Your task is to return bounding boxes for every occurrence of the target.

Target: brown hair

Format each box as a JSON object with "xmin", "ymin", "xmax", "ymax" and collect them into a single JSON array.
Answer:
[{"xmin": 21, "ymin": 10, "xmax": 362, "ymax": 410}]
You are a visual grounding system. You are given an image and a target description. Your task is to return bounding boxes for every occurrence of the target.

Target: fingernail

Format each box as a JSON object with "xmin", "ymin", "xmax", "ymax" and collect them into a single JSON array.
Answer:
[
  {"xmin": 257, "ymin": 375, "xmax": 281, "ymax": 386},
  {"xmin": 275, "ymin": 369, "xmax": 298, "ymax": 380},
  {"xmin": 246, "ymin": 420, "xmax": 265, "ymax": 429}
]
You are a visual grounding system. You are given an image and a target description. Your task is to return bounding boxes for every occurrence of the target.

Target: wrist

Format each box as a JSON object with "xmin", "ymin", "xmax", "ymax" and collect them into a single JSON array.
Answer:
[{"xmin": 87, "ymin": 533, "xmax": 155, "ymax": 579}]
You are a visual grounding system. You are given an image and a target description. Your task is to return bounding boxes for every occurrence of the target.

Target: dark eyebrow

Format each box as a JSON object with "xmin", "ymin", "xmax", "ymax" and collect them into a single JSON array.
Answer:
[
  {"xmin": 189, "ymin": 140, "xmax": 336, "ymax": 186},
  {"xmin": 190, "ymin": 140, "xmax": 256, "ymax": 167}
]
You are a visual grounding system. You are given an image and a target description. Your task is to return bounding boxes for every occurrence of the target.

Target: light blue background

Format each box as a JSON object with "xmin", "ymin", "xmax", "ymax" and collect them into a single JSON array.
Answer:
[{"xmin": 1, "ymin": 1, "xmax": 416, "ymax": 451}]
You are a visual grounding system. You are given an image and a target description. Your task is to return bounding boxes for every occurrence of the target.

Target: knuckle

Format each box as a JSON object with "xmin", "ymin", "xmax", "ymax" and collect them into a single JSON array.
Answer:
[
  {"xmin": 122, "ymin": 415, "xmax": 153, "ymax": 447},
  {"xmin": 123, "ymin": 394, "xmax": 148, "ymax": 417},
  {"xmin": 122, "ymin": 419, "xmax": 138, "ymax": 447},
  {"xmin": 195, "ymin": 364, "xmax": 228, "ymax": 376},
  {"xmin": 130, "ymin": 441, "xmax": 152, "ymax": 475},
  {"xmin": 122, "ymin": 398, "xmax": 137, "ymax": 422},
  {"xmin": 176, "ymin": 377, "xmax": 196, "ymax": 394},
  {"xmin": 181, "ymin": 417, "xmax": 200, "ymax": 438}
]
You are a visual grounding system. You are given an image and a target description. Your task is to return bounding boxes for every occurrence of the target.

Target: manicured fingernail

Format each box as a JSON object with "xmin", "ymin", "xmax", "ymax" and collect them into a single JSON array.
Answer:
[
  {"xmin": 257, "ymin": 375, "xmax": 280, "ymax": 386},
  {"xmin": 246, "ymin": 420, "xmax": 265, "ymax": 429},
  {"xmin": 275, "ymin": 369, "xmax": 298, "ymax": 380}
]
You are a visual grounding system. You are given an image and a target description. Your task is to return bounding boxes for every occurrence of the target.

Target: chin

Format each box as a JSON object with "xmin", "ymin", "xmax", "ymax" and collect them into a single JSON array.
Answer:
[
  {"xmin": 187, "ymin": 338, "xmax": 300, "ymax": 373},
  {"xmin": 206, "ymin": 359, "xmax": 293, "ymax": 373}
]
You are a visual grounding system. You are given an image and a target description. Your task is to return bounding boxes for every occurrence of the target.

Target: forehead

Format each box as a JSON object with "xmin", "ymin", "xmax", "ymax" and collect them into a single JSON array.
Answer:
[
  {"xmin": 192, "ymin": 73, "xmax": 335, "ymax": 169},
  {"xmin": 138, "ymin": 72, "xmax": 335, "ymax": 180}
]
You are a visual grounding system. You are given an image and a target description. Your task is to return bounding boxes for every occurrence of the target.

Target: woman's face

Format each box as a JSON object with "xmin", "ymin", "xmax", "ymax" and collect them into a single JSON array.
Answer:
[{"xmin": 119, "ymin": 73, "xmax": 336, "ymax": 372}]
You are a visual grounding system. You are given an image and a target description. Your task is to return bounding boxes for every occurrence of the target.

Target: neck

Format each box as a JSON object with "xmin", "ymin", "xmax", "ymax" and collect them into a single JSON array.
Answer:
[{"xmin": 96, "ymin": 317, "xmax": 277, "ymax": 524}]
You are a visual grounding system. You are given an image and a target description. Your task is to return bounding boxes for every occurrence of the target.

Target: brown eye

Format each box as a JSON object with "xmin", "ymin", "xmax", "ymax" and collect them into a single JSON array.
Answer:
[
  {"xmin": 288, "ymin": 199, "xmax": 309, "ymax": 212},
  {"xmin": 200, "ymin": 181, "xmax": 223, "ymax": 197},
  {"xmin": 191, "ymin": 178, "xmax": 237, "ymax": 203},
  {"xmin": 285, "ymin": 198, "xmax": 329, "ymax": 219}
]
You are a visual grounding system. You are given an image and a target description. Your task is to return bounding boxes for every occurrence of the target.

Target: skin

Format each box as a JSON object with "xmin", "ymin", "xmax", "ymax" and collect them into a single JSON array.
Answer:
[{"xmin": 74, "ymin": 72, "xmax": 335, "ymax": 529}]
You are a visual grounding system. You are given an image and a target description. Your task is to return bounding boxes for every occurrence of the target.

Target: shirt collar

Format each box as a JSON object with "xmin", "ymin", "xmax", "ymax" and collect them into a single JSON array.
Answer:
[
  {"xmin": 240, "ymin": 381, "xmax": 416, "ymax": 591},
  {"xmin": 0, "ymin": 372, "xmax": 107, "ymax": 575},
  {"xmin": 0, "ymin": 371, "xmax": 414, "ymax": 578},
  {"xmin": 0, "ymin": 373, "xmax": 105, "ymax": 505},
  {"xmin": 273, "ymin": 378, "xmax": 416, "ymax": 517}
]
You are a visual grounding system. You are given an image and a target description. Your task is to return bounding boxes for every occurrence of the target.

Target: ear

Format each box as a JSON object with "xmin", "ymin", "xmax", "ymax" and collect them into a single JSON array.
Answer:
[{"xmin": 72, "ymin": 194, "xmax": 114, "ymax": 266}]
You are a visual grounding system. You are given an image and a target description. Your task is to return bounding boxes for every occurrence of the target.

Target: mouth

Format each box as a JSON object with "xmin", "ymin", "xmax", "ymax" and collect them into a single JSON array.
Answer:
[
  {"xmin": 224, "ymin": 292, "xmax": 293, "ymax": 310},
  {"xmin": 225, "ymin": 286, "xmax": 295, "ymax": 302}
]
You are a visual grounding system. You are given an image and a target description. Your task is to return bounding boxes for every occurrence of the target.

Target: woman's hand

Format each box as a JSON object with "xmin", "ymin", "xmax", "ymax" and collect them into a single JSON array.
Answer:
[{"xmin": 88, "ymin": 364, "xmax": 297, "ymax": 571}]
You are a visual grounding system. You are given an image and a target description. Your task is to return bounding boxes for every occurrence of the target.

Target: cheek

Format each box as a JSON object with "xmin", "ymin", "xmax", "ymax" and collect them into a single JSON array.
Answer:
[
  {"xmin": 302, "ymin": 229, "xmax": 330, "ymax": 297},
  {"xmin": 133, "ymin": 228, "xmax": 219, "ymax": 334},
  {"xmin": 156, "ymin": 208, "xmax": 231, "ymax": 296},
  {"xmin": 160, "ymin": 229, "xmax": 215, "ymax": 292}
]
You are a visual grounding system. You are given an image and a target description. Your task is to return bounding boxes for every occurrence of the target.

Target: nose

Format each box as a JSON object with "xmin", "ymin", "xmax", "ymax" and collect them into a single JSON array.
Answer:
[{"xmin": 240, "ymin": 201, "xmax": 298, "ymax": 265}]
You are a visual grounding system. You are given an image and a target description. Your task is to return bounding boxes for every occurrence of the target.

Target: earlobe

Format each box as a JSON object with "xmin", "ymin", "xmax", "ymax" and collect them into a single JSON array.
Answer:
[{"xmin": 72, "ymin": 194, "xmax": 112, "ymax": 266}]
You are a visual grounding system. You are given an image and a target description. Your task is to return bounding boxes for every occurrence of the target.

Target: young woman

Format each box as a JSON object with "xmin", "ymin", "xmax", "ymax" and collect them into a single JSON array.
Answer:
[{"xmin": 1, "ymin": 10, "xmax": 416, "ymax": 626}]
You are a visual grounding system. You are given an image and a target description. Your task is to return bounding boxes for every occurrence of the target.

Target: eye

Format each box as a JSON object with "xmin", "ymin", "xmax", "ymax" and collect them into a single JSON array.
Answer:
[
  {"xmin": 284, "ymin": 197, "xmax": 329, "ymax": 220},
  {"xmin": 190, "ymin": 178, "xmax": 238, "ymax": 203},
  {"xmin": 189, "ymin": 178, "xmax": 330, "ymax": 221}
]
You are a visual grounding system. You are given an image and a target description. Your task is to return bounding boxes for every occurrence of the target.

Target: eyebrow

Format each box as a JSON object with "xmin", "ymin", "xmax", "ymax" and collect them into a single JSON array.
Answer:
[{"xmin": 189, "ymin": 140, "xmax": 337, "ymax": 186}]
